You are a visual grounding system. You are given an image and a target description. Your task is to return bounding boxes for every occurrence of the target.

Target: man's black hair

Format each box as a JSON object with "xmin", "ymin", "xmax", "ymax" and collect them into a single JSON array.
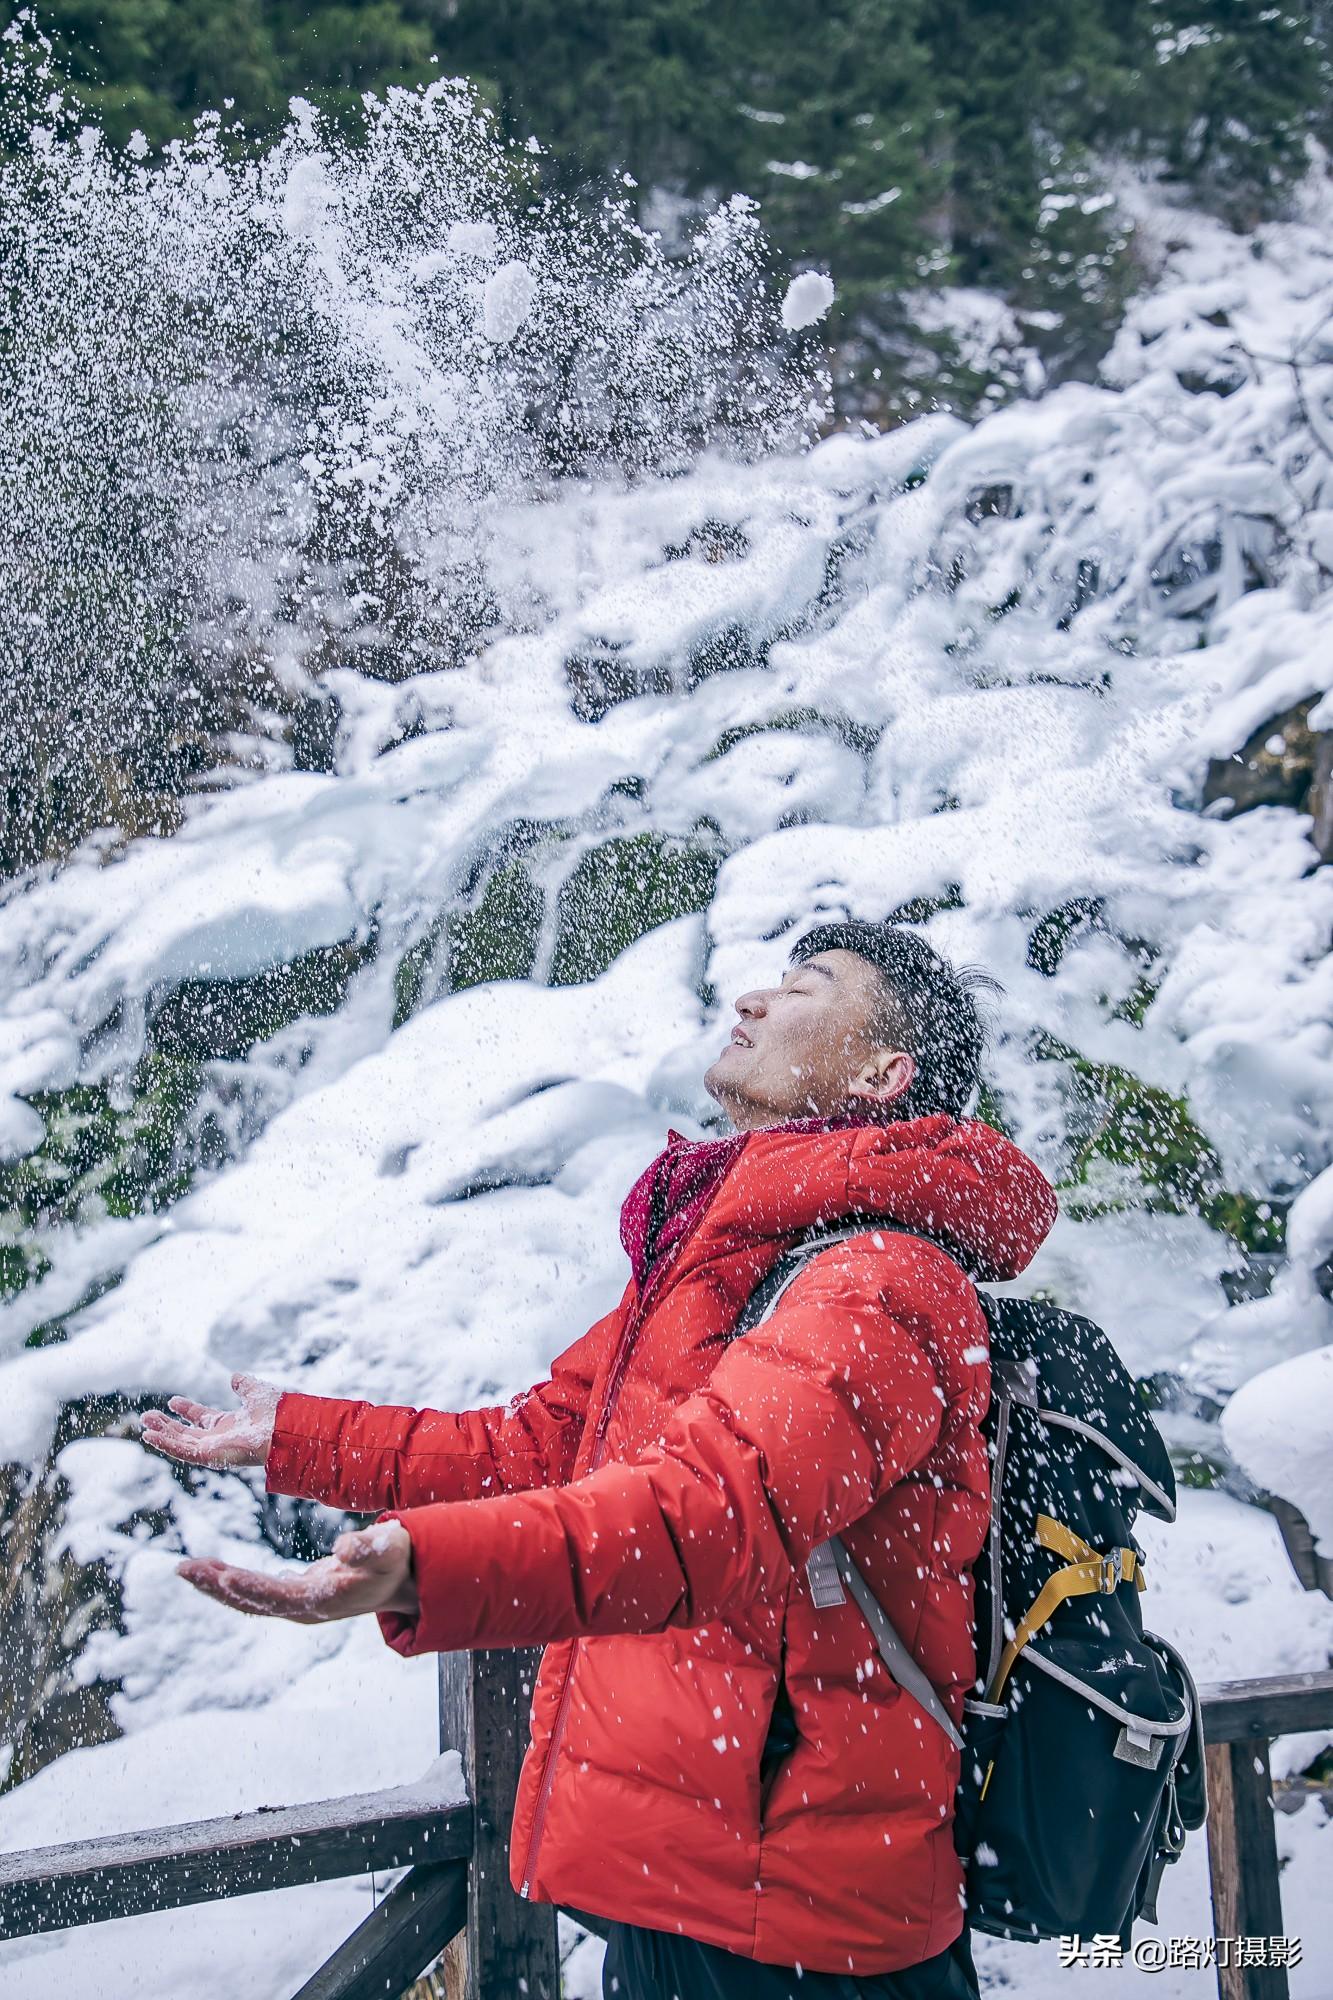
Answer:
[{"xmin": 789, "ymin": 919, "xmax": 994, "ymax": 1120}]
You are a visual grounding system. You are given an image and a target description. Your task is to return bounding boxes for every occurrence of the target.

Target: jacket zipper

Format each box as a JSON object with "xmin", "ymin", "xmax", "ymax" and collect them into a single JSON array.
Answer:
[
  {"xmin": 516, "ymin": 1293, "xmax": 648, "ymax": 1896},
  {"xmin": 518, "ymin": 1153, "xmax": 745, "ymax": 1898}
]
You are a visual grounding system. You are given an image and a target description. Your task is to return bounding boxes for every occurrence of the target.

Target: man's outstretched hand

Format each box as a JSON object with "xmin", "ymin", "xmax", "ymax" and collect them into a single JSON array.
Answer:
[
  {"xmin": 140, "ymin": 1373, "xmax": 281, "ymax": 1470},
  {"xmin": 178, "ymin": 1521, "xmax": 418, "ymax": 1624}
]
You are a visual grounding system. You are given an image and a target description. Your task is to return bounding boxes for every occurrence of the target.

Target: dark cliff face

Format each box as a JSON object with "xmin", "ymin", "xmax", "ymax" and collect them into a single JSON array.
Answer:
[
  {"xmin": 1203, "ymin": 696, "xmax": 1333, "ymax": 865},
  {"xmin": 0, "ymin": 1397, "xmax": 350, "ymax": 1796},
  {"xmin": 0, "ymin": 1400, "xmax": 131, "ymax": 1795}
]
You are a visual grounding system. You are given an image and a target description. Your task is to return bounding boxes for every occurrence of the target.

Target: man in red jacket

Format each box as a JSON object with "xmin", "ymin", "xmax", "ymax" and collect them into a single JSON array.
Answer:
[{"xmin": 142, "ymin": 920, "xmax": 1058, "ymax": 2000}]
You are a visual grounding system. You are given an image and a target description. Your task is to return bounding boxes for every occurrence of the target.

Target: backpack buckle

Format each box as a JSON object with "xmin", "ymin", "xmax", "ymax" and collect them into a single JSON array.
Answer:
[
  {"xmin": 806, "ymin": 1540, "xmax": 848, "ymax": 1610},
  {"xmin": 1098, "ymin": 1550, "xmax": 1124, "ymax": 1592}
]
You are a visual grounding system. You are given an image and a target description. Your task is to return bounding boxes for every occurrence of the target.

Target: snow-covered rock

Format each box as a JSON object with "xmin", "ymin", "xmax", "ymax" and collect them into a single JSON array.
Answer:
[{"xmin": 1224, "ymin": 1346, "xmax": 1333, "ymax": 1557}]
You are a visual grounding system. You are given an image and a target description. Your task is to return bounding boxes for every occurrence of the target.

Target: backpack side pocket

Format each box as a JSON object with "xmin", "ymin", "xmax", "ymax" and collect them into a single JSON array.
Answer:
[
  {"xmin": 1130, "ymin": 1631, "xmax": 1208, "ymax": 1925},
  {"xmin": 959, "ymin": 1634, "xmax": 1191, "ymax": 1942}
]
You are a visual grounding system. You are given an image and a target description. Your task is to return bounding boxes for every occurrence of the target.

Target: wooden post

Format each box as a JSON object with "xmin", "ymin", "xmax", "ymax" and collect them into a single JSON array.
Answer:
[
  {"xmin": 1203, "ymin": 1738, "xmax": 1289, "ymax": 2000},
  {"xmin": 439, "ymin": 1649, "xmax": 559, "ymax": 2000}
]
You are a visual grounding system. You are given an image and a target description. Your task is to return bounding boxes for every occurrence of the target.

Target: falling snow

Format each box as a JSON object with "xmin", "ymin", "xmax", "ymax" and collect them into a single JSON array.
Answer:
[{"xmin": 0, "ymin": 20, "xmax": 1331, "ymax": 1995}]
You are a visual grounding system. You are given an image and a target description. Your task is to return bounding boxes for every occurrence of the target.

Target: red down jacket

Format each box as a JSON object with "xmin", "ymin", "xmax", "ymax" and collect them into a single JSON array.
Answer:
[{"xmin": 265, "ymin": 1115, "xmax": 1056, "ymax": 1974}]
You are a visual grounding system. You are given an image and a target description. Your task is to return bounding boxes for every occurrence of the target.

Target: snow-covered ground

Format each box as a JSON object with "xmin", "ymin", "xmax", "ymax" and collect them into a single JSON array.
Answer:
[{"xmin": 1, "ymin": 64, "xmax": 1332, "ymax": 1996}]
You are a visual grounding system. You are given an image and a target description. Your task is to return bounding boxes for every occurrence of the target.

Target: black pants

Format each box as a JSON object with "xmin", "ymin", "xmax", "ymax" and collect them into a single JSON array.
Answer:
[{"xmin": 600, "ymin": 1923, "xmax": 979, "ymax": 2000}]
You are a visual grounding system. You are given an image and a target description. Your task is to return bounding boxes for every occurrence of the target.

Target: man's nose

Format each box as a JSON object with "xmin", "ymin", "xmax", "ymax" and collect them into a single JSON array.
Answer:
[{"xmin": 734, "ymin": 989, "xmax": 769, "ymax": 1019}]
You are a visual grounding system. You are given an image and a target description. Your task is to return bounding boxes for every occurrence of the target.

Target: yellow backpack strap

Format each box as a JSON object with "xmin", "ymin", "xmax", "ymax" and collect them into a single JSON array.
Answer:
[
  {"xmin": 985, "ymin": 1513, "xmax": 1143, "ymax": 1705},
  {"xmin": 1037, "ymin": 1512, "xmax": 1147, "ymax": 1592}
]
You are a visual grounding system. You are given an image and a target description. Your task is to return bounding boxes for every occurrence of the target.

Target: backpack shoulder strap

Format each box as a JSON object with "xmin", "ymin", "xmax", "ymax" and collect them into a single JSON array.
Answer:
[
  {"xmin": 733, "ymin": 1223, "xmax": 966, "ymax": 1753},
  {"xmin": 733, "ymin": 1218, "xmax": 971, "ymax": 1340},
  {"xmin": 827, "ymin": 1534, "xmax": 964, "ymax": 1748},
  {"xmin": 731, "ymin": 1223, "xmax": 881, "ymax": 1337}
]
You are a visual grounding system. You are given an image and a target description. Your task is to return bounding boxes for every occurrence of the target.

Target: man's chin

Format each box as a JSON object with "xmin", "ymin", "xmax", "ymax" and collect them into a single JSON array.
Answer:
[
  {"xmin": 705, "ymin": 1058, "xmax": 774, "ymax": 1133},
  {"xmin": 702, "ymin": 1058, "xmax": 729, "ymax": 1105},
  {"xmin": 703, "ymin": 1054, "xmax": 750, "ymax": 1107}
]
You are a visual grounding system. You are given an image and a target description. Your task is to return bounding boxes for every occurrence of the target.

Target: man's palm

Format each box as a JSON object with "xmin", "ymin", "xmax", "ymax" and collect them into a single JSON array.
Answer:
[
  {"xmin": 140, "ymin": 1374, "xmax": 280, "ymax": 1470},
  {"xmin": 178, "ymin": 1523, "xmax": 417, "ymax": 1624}
]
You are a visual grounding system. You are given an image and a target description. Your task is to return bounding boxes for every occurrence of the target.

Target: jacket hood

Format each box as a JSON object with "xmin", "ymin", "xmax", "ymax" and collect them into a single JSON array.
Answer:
[{"xmin": 714, "ymin": 1114, "xmax": 1057, "ymax": 1283}]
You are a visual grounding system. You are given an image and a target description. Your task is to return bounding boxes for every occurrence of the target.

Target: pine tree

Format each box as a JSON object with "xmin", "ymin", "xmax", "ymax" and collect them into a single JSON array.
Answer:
[
  {"xmin": 727, "ymin": 0, "xmax": 944, "ymax": 321},
  {"xmin": 1102, "ymin": 1, "xmax": 1327, "ymax": 222},
  {"xmin": 434, "ymin": 0, "xmax": 739, "ymax": 198}
]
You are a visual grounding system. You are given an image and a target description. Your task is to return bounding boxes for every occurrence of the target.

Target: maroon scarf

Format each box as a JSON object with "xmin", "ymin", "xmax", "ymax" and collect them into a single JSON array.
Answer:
[{"xmin": 619, "ymin": 1112, "xmax": 887, "ymax": 1289}]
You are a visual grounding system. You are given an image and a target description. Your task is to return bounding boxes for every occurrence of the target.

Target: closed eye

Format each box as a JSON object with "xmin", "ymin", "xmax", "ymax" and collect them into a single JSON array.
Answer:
[{"xmin": 782, "ymin": 960, "xmax": 837, "ymax": 994}]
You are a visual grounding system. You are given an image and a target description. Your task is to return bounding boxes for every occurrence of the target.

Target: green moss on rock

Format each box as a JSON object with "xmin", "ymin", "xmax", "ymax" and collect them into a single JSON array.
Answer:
[
  {"xmin": 550, "ymin": 834, "xmax": 720, "ymax": 986},
  {"xmin": 0, "ymin": 1395, "xmax": 173, "ymax": 1796},
  {"xmin": 150, "ymin": 933, "xmax": 376, "ymax": 1061},
  {"xmin": 448, "ymin": 861, "xmax": 546, "ymax": 992},
  {"xmin": 394, "ymin": 821, "xmax": 568, "ymax": 1024},
  {"xmin": 1036, "ymin": 1034, "xmax": 1284, "ymax": 1253},
  {"xmin": 887, "ymin": 884, "xmax": 964, "ymax": 925},
  {"xmin": 565, "ymin": 649, "xmax": 673, "ymax": 724},
  {"xmin": 0, "ymin": 1054, "xmax": 204, "ymax": 1283},
  {"xmin": 702, "ymin": 707, "xmax": 879, "ymax": 762},
  {"xmin": 26, "ymin": 1270, "xmax": 127, "ymax": 1350},
  {"xmin": 393, "ymin": 918, "xmax": 449, "ymax": 1028},
  {"xmin": 1204, "ymin": 1191, "xmax": 1286, "ymax": 1257},
  {"xmin": 1111, "ymin": 973, "xmax": 1161, "ymax": 1028},
  {"xmin": 1172, "ymin": 1448, "xmax": 1230, "ymax": 1491},
  {"xmin": 1026, "ymin": 898, "xmax": 1105, "ymax": 976},
  {"xmin": 0, "ymin": 1241, "xmax": 50, "ymax": 1302},
  {"xmin": 686, "ymin": 622, "xmax": 770, "ymax": 687}
]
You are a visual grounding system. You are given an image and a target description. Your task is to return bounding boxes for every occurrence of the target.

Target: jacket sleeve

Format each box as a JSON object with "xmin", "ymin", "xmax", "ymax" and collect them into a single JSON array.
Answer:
[
  {"xmin": 379, "ymin": 1239, "xmax": 981, "ymax": 1657},
  {"xmin": 263, "ymin": 1293, "xmax": 628, "ymax": 1514}
]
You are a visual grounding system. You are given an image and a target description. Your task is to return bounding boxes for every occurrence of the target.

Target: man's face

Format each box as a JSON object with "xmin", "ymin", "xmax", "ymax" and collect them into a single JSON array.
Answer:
[{"xmin": 703, "ymin": 948, "xmax": 916, "ymax": 1131}]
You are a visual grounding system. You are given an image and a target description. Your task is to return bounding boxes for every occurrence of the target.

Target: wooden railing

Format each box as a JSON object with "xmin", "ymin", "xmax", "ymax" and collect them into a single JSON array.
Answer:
[
  {"xmin": 0, "ymin": 1658, "xmax": 1330, "ymax": 1999},
  {"xmin": 0, "ymin": 1649, "xmax": 557, "ymax": 2000}
]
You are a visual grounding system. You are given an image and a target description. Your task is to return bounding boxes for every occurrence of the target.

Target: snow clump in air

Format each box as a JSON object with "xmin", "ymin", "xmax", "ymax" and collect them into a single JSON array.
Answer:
[
  {"xmin": 482, "ymin": 257, "xmax": 537, "ymax": 342},
  {"xmin": 780, "ymin": 270, "xmax": 835, "ymax": 330}
]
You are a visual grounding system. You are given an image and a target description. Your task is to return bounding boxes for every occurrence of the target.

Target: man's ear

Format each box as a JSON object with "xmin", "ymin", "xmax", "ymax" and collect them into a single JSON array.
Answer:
[{"xmin": 846, "ymin": 1049, "xmax": 916, "ymax": 1107}]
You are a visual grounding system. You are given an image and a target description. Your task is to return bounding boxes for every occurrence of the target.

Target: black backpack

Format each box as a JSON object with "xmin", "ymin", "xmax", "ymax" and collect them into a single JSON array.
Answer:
[{"xmin": 736, "ymin": 1226, "xmax": 1209, "ymax": 1947}]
